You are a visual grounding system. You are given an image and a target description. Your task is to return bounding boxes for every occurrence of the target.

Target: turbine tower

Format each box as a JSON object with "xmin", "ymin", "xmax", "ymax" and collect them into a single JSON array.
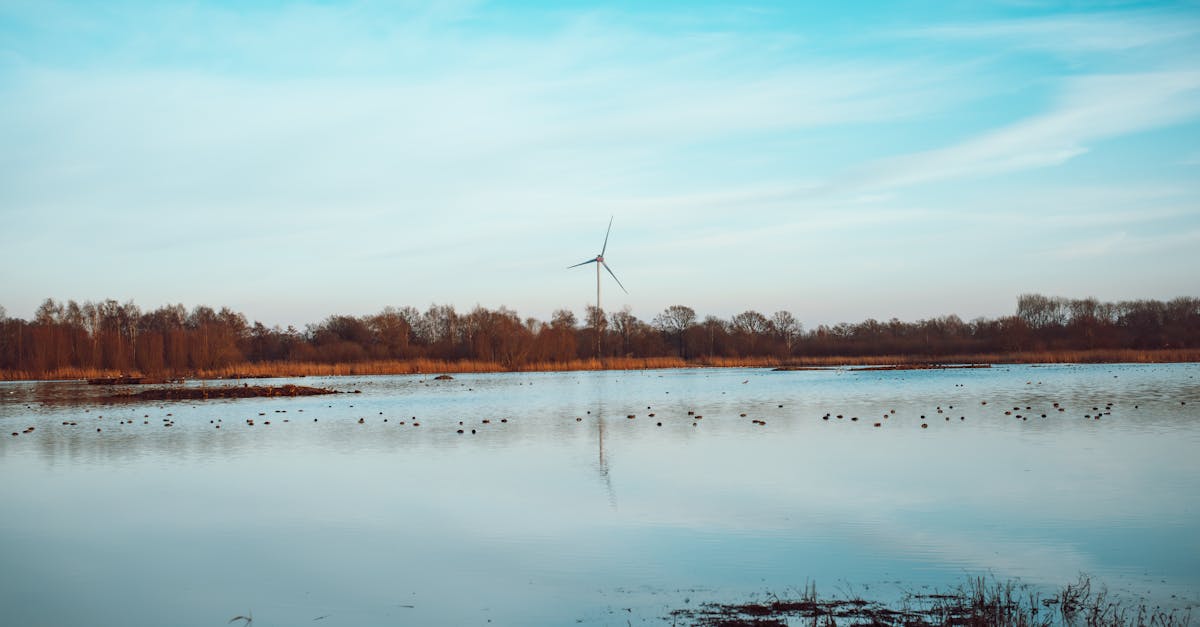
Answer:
[{"xmin": 568, "ymin": 216, "xmax": 627, "ymax": 356}]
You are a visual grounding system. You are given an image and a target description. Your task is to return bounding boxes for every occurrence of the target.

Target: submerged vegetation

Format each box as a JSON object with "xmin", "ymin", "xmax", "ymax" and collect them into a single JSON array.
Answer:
[
  {"xmin": 669, "ymin": 575, "xmax": 1193, "ymax": 626},
  {"xmin": 0, "ymin": 294, "xmax": 1197, "ymax": 380}
]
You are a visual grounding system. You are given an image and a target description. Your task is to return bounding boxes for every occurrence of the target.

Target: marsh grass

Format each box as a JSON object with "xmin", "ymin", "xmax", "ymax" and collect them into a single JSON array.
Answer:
[
  {"xmin": 4, "ymin": 348, "xmax": 1198, "ymax": 382},
  {"xmin": 670, "ymin": 575, "xmax": 1192, "ymax": 627}
]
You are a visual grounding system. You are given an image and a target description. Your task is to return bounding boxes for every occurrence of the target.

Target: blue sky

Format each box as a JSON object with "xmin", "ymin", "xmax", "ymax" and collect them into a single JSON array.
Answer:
[{"xmin": 2, "ymin": 0, "xmax": 1198, "ymax": 328}]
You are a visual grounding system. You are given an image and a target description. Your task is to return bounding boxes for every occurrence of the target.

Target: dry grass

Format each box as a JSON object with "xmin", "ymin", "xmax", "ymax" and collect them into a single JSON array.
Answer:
[
  {"xmin": 195, "ymin": 356, "xmax": 692, "ymax": 378},
  {"xmin": 0, "ymin": 366, "xmax": 129, "ymax": 382},
  {"xmin": 777, "ymin": 348, "xmax": 1200, "ymax": 367},
  {"xmin": 3, "ymin": 349, "xmax": 1199, "ymax": 382}
]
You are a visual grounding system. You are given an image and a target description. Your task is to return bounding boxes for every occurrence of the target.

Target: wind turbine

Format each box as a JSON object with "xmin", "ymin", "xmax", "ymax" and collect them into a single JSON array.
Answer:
[{"xmin": 568, "ymin": 217, "xmax": 627, "ymax": 357}]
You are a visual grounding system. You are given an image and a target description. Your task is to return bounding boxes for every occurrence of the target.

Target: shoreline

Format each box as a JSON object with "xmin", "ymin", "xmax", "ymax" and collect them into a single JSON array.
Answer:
[{"xmin": 2, "ymin": 348, "xmax": 1198, "ymax": 383}]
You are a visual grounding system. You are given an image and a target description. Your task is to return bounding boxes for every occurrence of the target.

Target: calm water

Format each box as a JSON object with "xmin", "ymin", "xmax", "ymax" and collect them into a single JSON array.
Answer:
[{"xmin": 2, "ymin": 364, "xmax": 1198, "ymax": 626}]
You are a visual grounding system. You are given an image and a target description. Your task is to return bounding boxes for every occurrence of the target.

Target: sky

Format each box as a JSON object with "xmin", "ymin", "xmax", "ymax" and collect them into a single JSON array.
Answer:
[{"xmin": 1, "ymin": 0, "xmax": 1198, "ymax": 329}]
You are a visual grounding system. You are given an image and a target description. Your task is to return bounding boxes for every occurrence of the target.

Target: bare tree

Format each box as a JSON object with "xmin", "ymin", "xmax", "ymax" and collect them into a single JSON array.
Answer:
[
  {"xmin": 609, "ymin": 306, "xmax": 638, "ymax": 356},
  {"xmin": 585, "ymin": 305, "xmax": 606, "ymax": 359},
  {"xmin": 730, "ymin": 310, "xmax": 769, "ymax": 356},
  {"xmin": 770, "ymin": 310, "xmax": 801, "ymax": 355},
  {"xmin": 700, "ymin": 315, "xmax": 728, "ymax": 358},
  {"xmin": 653, "ymin": 305, "xmax": 696, "ymax": 357}
]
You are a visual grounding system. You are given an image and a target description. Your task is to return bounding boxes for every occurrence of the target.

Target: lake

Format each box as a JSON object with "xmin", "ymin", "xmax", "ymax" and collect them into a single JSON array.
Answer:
[{"xmin": 2, "ymin": 363, "xmax": 1198, "ymax": 625}]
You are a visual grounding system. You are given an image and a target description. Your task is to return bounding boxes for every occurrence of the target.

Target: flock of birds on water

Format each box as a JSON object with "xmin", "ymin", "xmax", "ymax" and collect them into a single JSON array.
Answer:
[{"xmin": 5, "ymin": 378, "xmax": 1190, "ymax": 440}]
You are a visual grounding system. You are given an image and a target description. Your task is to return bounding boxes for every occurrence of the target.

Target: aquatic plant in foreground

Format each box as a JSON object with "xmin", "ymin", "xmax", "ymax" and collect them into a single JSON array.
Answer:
[{"xmin": 668, "ymin": 575, "xmax": 1193, "ymax": 626}]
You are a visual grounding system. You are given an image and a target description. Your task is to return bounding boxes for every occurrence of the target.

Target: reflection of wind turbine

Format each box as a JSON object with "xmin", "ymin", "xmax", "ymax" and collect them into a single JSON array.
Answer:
[
  {"xmin": 568, "ymin": 216, "xmax": 628, "ymax": 317},
  {"xmin": 595, "ymin": 405, "xmax": 617, "ymax": 509}
]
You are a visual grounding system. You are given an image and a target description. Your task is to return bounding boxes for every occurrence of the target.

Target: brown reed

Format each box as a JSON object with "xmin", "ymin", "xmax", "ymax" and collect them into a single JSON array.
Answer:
[{"xmin": 3, "ymin": 348, "xmax": 1198, "ymax": 382}]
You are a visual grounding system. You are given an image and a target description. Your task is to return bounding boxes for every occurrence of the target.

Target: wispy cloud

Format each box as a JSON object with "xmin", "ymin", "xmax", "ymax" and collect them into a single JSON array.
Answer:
[
  {"xmin": 1048, "ymin": 228, "xmax": 1200, "ymax": 260},
  {"xmin": 912, "ymin": 9, "xmax": 1200, "ymax": 53},
  {"xmin": 840, "ymin": 71, "xmax": 1200, "ymax": 192},
  {"xmin": 0, "ymin": 7, "xmax": 961, "ymax": 225}
]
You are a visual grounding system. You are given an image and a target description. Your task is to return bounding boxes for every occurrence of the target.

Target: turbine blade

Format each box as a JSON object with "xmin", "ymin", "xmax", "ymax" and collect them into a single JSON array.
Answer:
[
  {"xmin": 567, "ymin": 258, "xmax": 597, "ymax": 269},
  {"xmin": 602, "ymin": 261, "xmax": 628, "ymax": 294},
  {"xmin": 600, "ymin": 216, "xmax": 613, "ymax": 256}
]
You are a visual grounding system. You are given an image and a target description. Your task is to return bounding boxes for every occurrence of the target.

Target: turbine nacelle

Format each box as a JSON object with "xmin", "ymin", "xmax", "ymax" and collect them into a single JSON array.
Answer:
[{"xmin": 567, "ymin": 217, "xmax": 628, "ymax": 296}]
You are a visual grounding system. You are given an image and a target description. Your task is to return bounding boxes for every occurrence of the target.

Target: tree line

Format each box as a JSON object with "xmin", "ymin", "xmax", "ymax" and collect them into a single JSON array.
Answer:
[{"xmin": 0, "ymin": 294, "xmax": 1197, "ymax": 376}]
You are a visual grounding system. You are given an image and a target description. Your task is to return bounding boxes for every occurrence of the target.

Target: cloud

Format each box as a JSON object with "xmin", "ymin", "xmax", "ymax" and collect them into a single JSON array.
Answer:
[
  {"xmin": 912, "ymin": 10, "xmax": 1200, "ymax": 53},
  {"xmin": 1048, "ymin": 228, "xmax": 1200, "ymax": 260},
  {"xmin": 840, "ymin": 71, "xmax": 1200, "ymax": 192},
  {"xmin": 0, "ymin": 5, "xmax": 962, "ymax": 230}
]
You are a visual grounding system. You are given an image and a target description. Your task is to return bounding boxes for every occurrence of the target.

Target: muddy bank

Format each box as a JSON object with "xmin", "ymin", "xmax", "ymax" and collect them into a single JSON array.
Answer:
[
  {"xmin": 854, "ymin": 363, "xmax": 992, "ymax": 372},
  {"xmin": 87, "ymin": 376, "xmax": 184, "ymax": 385},
  {"xmin": 110, "ymin": 384, "xmax": 339, "ymax": 401},
  {"xmin": 773, "ymin": 363, "xmax": 991, "ymax": 372}
]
